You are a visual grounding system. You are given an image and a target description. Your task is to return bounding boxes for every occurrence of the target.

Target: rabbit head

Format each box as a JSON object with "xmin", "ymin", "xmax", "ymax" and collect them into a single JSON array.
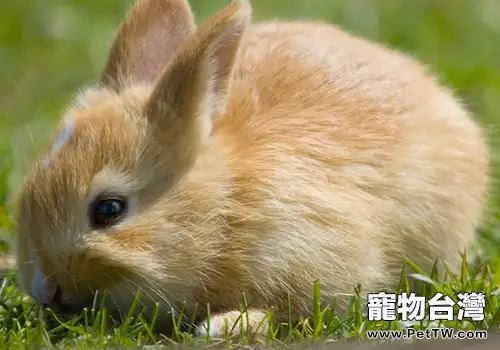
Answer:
[{"xmin": 16, "ymin": 0, "xmax": 251, "ymax": 326}]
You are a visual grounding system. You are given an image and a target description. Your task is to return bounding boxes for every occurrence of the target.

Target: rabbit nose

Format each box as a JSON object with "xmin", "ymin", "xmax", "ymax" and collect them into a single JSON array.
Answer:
[
  {"xmin": 29, "ymin": 264, "xmax": 59, "ymax": 306},
  {"xmin": 29, "ymin": 265, "xmax": 85, "ymax": 314}
]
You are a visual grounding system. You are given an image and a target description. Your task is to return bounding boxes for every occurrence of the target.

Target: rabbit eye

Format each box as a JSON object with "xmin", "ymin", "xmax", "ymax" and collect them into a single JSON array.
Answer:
[{"xmin": 90, "ymin": 196, "xmax": 128, "ymax": 229}]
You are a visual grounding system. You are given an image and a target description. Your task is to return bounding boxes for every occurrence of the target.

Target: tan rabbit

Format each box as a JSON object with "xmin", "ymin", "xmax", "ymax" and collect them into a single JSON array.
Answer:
[{"xmin": 15, "ymin": 0, "xmax": 489, "ymax": 339}]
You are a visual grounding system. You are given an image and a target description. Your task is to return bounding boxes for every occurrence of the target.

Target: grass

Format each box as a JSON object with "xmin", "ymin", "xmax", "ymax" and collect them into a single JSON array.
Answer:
[
  {"xmin": 0, "ymin": 254, "xmax": 499, "ymax": 348},
  {"xmin": 1, "ymin": 0, "xmax": 500, "ymax": 348}
]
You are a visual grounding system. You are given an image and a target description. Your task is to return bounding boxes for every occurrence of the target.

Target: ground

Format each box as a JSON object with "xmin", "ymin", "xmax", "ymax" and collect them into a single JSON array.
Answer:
[{"xmin": 1, "ymin": 0, "xmax": 500, "ymax": 348}]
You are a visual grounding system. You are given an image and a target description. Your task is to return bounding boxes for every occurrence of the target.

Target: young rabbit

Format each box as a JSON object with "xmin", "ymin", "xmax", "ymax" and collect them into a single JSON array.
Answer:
[{"xmin": 15, "ymin": 0, "xmax": 489, "ymax": 338}]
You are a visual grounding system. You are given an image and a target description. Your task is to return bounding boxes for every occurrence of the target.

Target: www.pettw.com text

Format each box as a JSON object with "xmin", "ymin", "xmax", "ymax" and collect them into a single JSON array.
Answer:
[{"xmin": 366, "ymin": 328, "xmax": 487, "ymax": 340}]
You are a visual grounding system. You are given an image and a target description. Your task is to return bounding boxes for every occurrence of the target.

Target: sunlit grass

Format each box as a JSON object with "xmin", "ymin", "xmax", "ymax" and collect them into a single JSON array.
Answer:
[{"xmin": 0, "ymin": 251, "xmax": 499, "ymax": 348}]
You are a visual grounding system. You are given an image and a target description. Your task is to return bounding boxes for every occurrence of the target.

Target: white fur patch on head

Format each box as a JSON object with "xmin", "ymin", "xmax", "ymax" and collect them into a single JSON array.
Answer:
[
  {"xmin": 73, "ymin": 84, "xmax": 108, "ymax": 109},
  {"xmin": 43, "ymin": 118, "xmax": 75, "ymax": 167}
]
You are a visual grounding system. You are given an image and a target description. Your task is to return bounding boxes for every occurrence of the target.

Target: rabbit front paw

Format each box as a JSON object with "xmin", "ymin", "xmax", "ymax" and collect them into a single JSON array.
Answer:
[{"xmin": 194, "ymin": 309, "xmax": 269, "ymax": 339}]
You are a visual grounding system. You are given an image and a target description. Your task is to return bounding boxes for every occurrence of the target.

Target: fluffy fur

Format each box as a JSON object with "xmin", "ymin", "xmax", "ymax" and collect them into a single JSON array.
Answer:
[{"xmin": 16, "ymin": 0, "xmax": 490, "ymax": 337}]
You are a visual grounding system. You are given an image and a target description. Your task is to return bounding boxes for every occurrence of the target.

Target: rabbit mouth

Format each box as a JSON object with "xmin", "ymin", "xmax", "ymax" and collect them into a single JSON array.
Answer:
[{"xmin": 40, "ymin": 287, "xmax": 94, "ymax": 317}]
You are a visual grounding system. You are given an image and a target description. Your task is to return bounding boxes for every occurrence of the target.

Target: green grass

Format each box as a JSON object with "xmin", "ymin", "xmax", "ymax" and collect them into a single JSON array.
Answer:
[
  {"xmin": 1, "ymin": 0, "xmax": 500, "ymax": 348},
  {"xmin": 0, "ymin": 254, "xmax": 499, "ymax": 348}
]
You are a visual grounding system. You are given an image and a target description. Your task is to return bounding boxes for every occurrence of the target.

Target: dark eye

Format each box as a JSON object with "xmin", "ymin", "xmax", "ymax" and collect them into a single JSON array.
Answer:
[{"xmin": 90, "ymin": 196, "xmax": 128, "ymax": 229}]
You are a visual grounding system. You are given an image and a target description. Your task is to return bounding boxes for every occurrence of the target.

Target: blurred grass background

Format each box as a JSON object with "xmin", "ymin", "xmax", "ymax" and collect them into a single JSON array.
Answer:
[{"xmin": 1, "ymin": 0, "xmax": 500, "ymax": 256}]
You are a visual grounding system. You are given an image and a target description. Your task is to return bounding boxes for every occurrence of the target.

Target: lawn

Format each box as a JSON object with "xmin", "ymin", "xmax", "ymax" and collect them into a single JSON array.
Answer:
[{"xmin": 1, "ymin": 0, "xmax": 500, "ymax": 348}]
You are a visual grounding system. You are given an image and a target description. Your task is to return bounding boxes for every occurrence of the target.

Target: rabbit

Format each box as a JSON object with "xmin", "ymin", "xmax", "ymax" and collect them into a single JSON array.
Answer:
[{"xmin": 15, "ymin": 0, "xmax": 490, "ymax": 339}]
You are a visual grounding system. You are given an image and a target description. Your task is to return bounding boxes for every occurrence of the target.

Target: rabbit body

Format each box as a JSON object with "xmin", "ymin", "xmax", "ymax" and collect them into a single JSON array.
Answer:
[{"xmin": 16, "ymin": 0, "xmax": 489, "ymax": 337}]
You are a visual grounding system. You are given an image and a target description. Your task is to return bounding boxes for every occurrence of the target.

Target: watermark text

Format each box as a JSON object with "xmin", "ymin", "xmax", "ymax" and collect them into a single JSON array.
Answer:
[{"xmin": 366, "ymin": 327, "xmax": 488, "ymax": 340}]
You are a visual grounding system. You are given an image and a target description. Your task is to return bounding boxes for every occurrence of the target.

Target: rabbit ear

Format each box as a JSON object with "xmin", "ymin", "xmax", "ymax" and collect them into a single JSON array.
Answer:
[
  {"xmin": 101, "ymin": 0, "xmax": 196, "ymax": 91},
  {"xmin": 144, "ymin": 0, "xmax": 251, "ymax": 169}
]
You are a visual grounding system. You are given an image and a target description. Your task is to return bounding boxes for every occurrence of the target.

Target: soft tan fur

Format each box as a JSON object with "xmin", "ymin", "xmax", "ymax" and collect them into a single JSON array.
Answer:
[{"xmin": 15, "ymin": 0, "xmax": 490, "ymax": 339}]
